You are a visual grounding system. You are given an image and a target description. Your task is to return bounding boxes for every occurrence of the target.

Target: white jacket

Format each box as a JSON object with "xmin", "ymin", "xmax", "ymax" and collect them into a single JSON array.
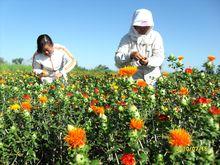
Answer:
[
  {"xmin": 32, "ymin": 44, "xmax": 76, "ymax": 83},
  {"xmin": 115, "ymin": 9, "xmax": 164, "ymax": 85}
]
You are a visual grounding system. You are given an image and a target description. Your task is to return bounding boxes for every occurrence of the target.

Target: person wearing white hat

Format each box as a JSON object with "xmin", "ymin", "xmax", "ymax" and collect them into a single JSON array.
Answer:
[{"xmin": 115, "ymin": 9, "xmax": 164, "ymax": 85}]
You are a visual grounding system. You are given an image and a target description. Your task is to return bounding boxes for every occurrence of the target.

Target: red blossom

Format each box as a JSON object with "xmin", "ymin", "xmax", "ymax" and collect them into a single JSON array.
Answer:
[
  {"xmin": 22, "ymin": 94, "xmax": 31, "ymax": 100},
  {"xmin": 192, "ymin": 97, "xmax": 211, "ymax": 105},
  {"xmin": 132, "ymin": 87, "xmax": 138, "ymax": 93},
  {"xmin": 185, "ymin": 68, "xmax": 193, "ymax": 74},
  {"xmin": 158, "ymin": 114, "xmax": 170, "ymax": 121},
  {"xmin": 66, "ymin": 92, "xmax": 73, "ymax": 97},
  {"xmin": 90, "ymin": 99, "xmax": 98, "ymax": 106},
  {"xmin": 121, "ymin": 153, "xmax": 136, "ymax": 165},
  {"xmin": 209, "ymin": 106, "xmax": 220, "ymax": 115},
  {"xmin": 82, "ymin": 93, "xmax": 89, "ymax": 98},
  {"xmin": 118, "ymin": 101, "xmax": 126, "ymax": 106},
  {"xmin": 94, "ymin": 88, "xmax": 99, "ymax": 94},
  {"xmin": 105, "ymin": 104, "xmax": 111, "ymax": 109}
]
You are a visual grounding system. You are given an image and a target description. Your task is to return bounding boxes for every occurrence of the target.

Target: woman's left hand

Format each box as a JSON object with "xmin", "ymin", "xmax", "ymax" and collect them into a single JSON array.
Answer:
[
  {"xmin": 55, "ymin": 71, "xmax": 63, "ymax": 79},
  {"xmin": 140, "ymin": 59, "xmax": 148, "ymax": 65}
]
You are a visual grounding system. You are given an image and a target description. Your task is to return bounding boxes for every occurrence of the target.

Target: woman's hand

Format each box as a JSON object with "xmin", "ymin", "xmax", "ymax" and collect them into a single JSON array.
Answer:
[
  {"xmin": 130, "ymin": 51, "xmax": 146, "ymax": 61},
  {"xmin": 140, "ymin": 58, "xmax": 148, "ymax": 65},
  {"xmin": 55, "ymin": 71, "xmax": 63, "ymax": 79},
  {"xmin": 40, "ymin": 69, "xmax": 48, "ymax": 77}
]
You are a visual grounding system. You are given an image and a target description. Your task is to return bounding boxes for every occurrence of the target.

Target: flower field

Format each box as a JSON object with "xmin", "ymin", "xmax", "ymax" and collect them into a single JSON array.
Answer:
[{"xmin": 0, "ymin": 55, "xmax": 219, "ymax": 164}]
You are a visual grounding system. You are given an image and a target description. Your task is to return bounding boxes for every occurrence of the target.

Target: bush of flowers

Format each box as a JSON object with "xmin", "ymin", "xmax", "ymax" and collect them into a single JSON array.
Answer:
[{"xmin": 0, "ymin": 55, "xmax": 219, "ymax": 164}]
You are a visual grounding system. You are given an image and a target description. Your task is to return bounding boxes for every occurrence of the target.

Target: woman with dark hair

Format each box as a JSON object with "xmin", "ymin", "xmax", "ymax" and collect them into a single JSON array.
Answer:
[{"xmin": 32, "ymin": 34, "xmax": 76, "ymax": 83}]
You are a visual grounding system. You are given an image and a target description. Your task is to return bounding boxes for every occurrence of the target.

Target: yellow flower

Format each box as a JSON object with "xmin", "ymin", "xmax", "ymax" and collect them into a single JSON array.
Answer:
[
  {"xmin": 111, "ymin": 83, "xmax": 119, "ymax": 90},
  {"xmin": 38, "ymin": 96, "xmax": 48, "ymax": 104},
  {"xmin": 10, "ymin": 104, "xmax": 20, "ymax": 110}
]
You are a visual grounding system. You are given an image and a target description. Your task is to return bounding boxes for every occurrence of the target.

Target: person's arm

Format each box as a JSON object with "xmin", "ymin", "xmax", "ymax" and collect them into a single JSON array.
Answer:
[
  {"xmin": 32, "ymin": 52, "xmax": 43, "ymax": 75},
  {"xmin": 115, "ymin": 35, "xmax": 132, "ymax": 68},
  {"xmin": 147, "ymin": 32, "xmax": 165, "ymax": 67},
  {"xmin": 58, "ymin": 47, "xmax": 77, "ymax": 76}
]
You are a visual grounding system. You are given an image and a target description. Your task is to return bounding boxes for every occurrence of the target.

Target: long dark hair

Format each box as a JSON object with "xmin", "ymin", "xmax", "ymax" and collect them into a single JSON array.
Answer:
[{"xmin": 37, "ymin": 34, "xmax": 53, "ymax": 53}]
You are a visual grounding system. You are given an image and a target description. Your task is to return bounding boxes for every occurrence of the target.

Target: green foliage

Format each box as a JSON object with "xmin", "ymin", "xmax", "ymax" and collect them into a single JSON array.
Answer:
[
  {"xmin": 12, "ymin": 58, "xmax": 24, "ymax": 65},
  {"xmin": 0, "ymin": 56, "xmax": 219, "ymax": 164},
  {"xmin": 0, "ymin": 57, "xmax": 5, "ymax": 64}
]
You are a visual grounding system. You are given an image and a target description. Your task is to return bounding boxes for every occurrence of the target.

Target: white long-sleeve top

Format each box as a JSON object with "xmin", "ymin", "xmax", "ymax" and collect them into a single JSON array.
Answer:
[
  {"xmin": 32, "ymin": 44, "xmax": 76, "ymax": 83},
  {"xmin": 115, "ymin": 9, "xmax": 165, "ymax": 85}
]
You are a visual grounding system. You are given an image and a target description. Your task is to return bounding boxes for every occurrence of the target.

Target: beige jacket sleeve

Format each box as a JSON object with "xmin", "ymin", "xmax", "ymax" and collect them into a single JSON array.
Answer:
[{"xmin": 147, "ymin": 32, "xmax": 165, "ymax": 67}]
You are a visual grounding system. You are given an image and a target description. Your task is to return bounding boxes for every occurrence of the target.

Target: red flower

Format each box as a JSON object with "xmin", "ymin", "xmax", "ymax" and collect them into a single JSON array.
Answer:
[
  {"xmin": 94, "ymin": 88, "xmax": 99, "ymax": 94},
  {"xmin": 209, "ymin": 106, "xmax": 220, "ymax": 115},
  {"xmin": 50, "ymin": 85, "xmax": 56, "ymax": 90},
  {"xmin": 185, "ymin": 68, "xmax": 193, "ymax": 74},
  {"xmin": 66, "ymin": 92, "xmax": 73, "ymax": 97},
  {"xmin": 90, "ymin": 99, "xmax": 98, "ymax": 106},
  {"xmin": 121, "ymin": 153, "xmax": 136, "ymax": 165},
  {"xmin": 192, "ymin": 97, "xmax": 211, "ymax": 105},
  {"xmin": 105, "ymin": 104, "xmax": 111, "ymax": 109},
  {"xmin": 22, "ymin": 94, "xmax": 31, "ymax": 100},
  {"xmin": 82, "ymin": 93, "xmax": 89, "ymax": 98},
  {"xmin": 118, "ymin": 101, "xmax": 126, "ymax": 106},
  {"xmin": 132, "ymin": 87, "xmax": 138, "ymax": 93},
  {"xmin": 158, "ymin": 114, "xmax": 170, "ymax": 121}
]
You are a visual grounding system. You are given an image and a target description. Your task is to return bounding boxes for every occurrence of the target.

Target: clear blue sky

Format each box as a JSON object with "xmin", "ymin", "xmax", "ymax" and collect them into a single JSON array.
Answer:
[{"xmin": 0, "ymin": 0, "xmax": 219, "ymax": 71}]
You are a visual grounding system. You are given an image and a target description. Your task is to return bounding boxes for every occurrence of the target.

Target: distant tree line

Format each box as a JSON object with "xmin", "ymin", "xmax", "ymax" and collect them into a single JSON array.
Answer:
[{"xmin": 0, "ymin": 57, "xmax": 24, "ymax": 65}]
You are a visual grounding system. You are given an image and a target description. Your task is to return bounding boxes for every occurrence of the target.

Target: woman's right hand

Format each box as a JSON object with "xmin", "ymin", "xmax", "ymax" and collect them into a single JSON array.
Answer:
[
  {"xmin": 40, "ymin": 69, "xmax": 48, "ymax": 77},
  {"xmin": 130, "ymin": 51, "xmax": 146, "ymax": 61}
]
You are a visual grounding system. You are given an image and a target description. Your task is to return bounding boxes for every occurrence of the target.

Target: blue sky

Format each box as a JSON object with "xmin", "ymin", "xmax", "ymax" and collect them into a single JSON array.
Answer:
[{"xmin": 0, "ymin": 0, "xmax": 219, "ymax": 71}]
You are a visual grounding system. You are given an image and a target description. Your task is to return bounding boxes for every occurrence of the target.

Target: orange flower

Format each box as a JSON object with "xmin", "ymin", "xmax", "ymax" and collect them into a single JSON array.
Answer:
[
  {"xmin": 178, "ymin": 87, "xmax": 189, "ymax": 95},
  {"xmin": 118, "ymin": 66, "xmax": 138, "ymax": 77},
  {"xmin": 91, "ymin": 106, "xmax": 105, "ymax": 115},
  {"xmin": 38, "ymin": 96, "xmax": 48, "ymax": 103},
  {"xmin": 169, "ymin": 128, "xmax": 191, "ymax": 147},
  {"xmin": 130, "ymin": 118, "xmax": 144, "ymax": 130},
  {"xmin": 136, "ymin": 79, "xmax": 147, "ymax": 87},
  {"xmin": 121, "ymin": 153, "xmax": 136, "ymax": 165},
  {"xmin": 121, "ymin": 95, "xmax": 126, "ymax": 100},
  {"xmin": 185, "ymin": 68, "xmax": 193, "ymax": 74},
  {"xmin": 208, "ymin": 55, "xmax": 215, "ymax": 62},
  {"xmin": 178, "ymin": 56, "xmax": 184, "ymax": 61},
  {"xmin": 0, "ymin": 79, "xmax": 6, "ymax": 84},
  {"xmin": 162, "ymin": 72, "xmax": 169, "ymax": 77},
  {"xmin": 21, "ymin": 101, "xmax": 32, "ymax": 111},
  {"xmin": 64, "ymin": 127, "xmax": 86, "ymax": 148}
]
